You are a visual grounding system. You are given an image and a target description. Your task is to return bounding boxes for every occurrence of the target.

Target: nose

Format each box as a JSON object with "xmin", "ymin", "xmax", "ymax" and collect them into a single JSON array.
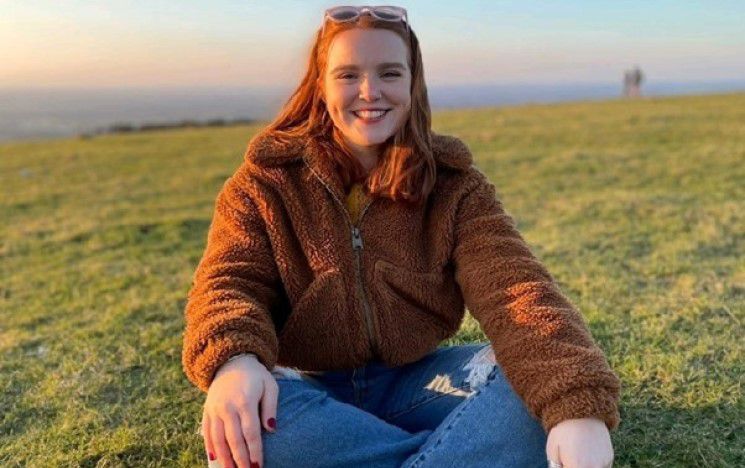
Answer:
[{"xmin": 358, "ymin": 75, "xmax": 381, "ymax": 101}]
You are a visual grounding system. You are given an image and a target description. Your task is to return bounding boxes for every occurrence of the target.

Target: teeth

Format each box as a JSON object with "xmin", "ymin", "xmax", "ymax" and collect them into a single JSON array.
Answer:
[{"xmin": 354, "ymin": 110, "xmax": 388, "ymax": 119}]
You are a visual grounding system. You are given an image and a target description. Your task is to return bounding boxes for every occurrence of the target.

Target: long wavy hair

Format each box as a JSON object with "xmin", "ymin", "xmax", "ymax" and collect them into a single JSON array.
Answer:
[{"xmin": 259, "ymin": 11, "xmax": 435, "ymax": 206}]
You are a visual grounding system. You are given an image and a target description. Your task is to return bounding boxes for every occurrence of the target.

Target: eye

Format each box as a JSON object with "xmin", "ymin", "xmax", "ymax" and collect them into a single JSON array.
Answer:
[{"xmin": 336, "ymin": 72, "xmax": 401, "ymax": 80}]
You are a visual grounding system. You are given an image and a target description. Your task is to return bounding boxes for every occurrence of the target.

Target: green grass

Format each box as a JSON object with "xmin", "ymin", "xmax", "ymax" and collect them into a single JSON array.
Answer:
[{"xmin": 1, "ymin": 92, "xmax": 743, "ymax": 466}]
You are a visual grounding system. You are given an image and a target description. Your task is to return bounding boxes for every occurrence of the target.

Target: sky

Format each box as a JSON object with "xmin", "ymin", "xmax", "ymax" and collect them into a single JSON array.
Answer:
[{"xmin": 1, "ymin": 0, "xmax": 744, "ymax": 89}]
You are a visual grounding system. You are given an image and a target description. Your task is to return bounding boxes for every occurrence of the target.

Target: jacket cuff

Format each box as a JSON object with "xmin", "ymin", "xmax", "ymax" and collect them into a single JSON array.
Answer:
[
  {"xmin": 226, "ymin": 352, "xmax": 258, "ymax": 364},
  {"xmin": 540, "ymin": 386, "xmax": 621, "ymax": 433},
  {"xmin": 184, "ymin": 330, "xmax": 278, "ymax": 393}
]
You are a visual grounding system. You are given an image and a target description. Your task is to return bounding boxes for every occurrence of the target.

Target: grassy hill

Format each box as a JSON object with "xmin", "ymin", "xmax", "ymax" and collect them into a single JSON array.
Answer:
[{"xmin": 1, "ymin": 92, "xmax": 743, "ymax": 466}]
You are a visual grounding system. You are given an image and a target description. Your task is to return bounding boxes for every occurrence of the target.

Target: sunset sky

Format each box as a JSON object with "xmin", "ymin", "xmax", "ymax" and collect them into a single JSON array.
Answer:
[{"xmin": 2, "ymin": 0, "xmax": 744, "ymax": 89}]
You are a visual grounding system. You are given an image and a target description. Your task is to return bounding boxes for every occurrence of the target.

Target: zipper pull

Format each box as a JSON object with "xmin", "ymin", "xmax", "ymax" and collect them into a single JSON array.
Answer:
[{"xmin": 351, "ymin": 226, "xmax": 363, "ymax": 250}]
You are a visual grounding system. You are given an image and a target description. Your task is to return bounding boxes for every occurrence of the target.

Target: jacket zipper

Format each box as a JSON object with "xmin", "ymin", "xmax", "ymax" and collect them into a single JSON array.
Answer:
[{"xmin": 302, "ymin": 159, "xmax": 381, "ymax": 359}]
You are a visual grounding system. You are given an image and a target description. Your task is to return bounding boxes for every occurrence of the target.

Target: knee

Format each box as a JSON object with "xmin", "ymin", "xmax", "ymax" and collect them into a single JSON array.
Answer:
[
  {"xmin": 269, "ymin": 372, "xmax": 330, "ymax": 422},
  {"xmin": 463, "ymin": 344, "xmax": 546, "ymax": 436},
  {"xmin": 463, "ymin": 344, "xmax": 498, "ymax": 390},
  {"xmin": 261, "ymin": 380, "xmax": 341, "ymax": 467}
]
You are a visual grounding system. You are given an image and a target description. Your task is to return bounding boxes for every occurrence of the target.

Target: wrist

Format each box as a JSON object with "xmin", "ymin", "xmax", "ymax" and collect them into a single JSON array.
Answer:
[
  {"xmin": 213, "ymin": 353, "xmax": 260, "ymax": 383},
  {"xmin": 226, "ymin": 352, "xmax": 258, "ymax": 364}
]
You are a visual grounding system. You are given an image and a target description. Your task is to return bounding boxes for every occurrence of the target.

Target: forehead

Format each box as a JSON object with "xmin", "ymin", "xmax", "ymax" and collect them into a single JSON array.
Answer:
[{"xmin": 327, "ymin": 28, "xmax": 408, "ymax": 68}]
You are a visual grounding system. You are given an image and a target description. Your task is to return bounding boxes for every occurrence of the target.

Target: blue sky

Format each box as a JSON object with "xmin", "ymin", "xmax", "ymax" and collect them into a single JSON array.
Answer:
[{"xmin": 2, "ymin": 0, "xmax": 743, "ymax": 88}]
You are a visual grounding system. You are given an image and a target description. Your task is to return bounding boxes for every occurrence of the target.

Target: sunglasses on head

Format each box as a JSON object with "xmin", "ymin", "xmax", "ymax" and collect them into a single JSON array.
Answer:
[{"xmin": 321, "ymin": 5, "xmax": 410, "ymax": 36}]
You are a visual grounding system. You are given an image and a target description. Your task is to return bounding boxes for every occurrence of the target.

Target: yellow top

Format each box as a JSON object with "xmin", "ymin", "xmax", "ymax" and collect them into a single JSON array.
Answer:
[{"xmin": 344, "ymin": 182, "xmax": 367, "ymax": 224}]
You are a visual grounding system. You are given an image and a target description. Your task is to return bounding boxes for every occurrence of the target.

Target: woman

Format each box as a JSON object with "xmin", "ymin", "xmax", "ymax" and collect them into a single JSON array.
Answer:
[{"xmin": 182, "ymin": 5, "xmax": 621, "ymax": 468}]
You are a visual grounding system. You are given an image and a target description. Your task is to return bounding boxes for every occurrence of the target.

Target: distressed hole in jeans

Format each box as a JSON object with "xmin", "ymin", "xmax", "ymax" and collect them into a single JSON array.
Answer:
[
  {"xmin": 463, "ymin": 344, "xmax": 497, "ymax": 390},
  {"xmin": 424, "ymin": 374, "xmax": 472, "ymax": 397}
]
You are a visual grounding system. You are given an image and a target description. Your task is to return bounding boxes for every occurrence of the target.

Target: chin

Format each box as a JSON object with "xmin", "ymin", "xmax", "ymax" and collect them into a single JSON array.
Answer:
[
  {"xmin": 354, "ymin": 129, "xmax": 393, "ymax": 145},
  {"xmin": 357, "ymin": 136, "xmax": 388, "ymax": 146}
]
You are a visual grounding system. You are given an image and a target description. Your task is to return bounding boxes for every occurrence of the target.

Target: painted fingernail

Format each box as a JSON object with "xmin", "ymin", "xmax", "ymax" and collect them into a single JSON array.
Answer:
[
  {"xmin": 208, "ymin": 452, "xmax": 216, "ymax": 461},
  {"xmin": 268, "ymin": 417, "xmax": 276, "ymax": 430},
  {"xmin": 251, "ymin": 462, "xmax": 260, "ymax": 468}
]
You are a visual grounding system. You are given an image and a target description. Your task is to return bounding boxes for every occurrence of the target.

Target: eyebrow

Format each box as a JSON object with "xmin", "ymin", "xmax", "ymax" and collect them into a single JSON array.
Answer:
[{"xmin": 330, "ymin": 62, "xmax": 406, "ymax": 74}]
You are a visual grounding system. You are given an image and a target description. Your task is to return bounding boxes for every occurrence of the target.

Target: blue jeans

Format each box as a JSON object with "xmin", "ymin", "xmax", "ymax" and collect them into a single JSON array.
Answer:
[{"xmin": 207, "ymin": 343, "xmax": 548, "ymax": 467}]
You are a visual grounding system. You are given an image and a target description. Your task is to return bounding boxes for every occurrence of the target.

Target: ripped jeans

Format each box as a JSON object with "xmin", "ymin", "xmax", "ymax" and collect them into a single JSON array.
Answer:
[{"xmin": 204, "ymin": 343, "xmax": 548, "ymax": 467}]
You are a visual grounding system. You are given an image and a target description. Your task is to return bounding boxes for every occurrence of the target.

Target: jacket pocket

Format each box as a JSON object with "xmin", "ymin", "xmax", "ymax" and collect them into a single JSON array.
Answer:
[
  {"xmin": 277, "ymin": 268, "xmax": 353, "ymax": 368},
  {"xmin": 372, "ymin": 259, "xmax": 464, "ymax": 361}
]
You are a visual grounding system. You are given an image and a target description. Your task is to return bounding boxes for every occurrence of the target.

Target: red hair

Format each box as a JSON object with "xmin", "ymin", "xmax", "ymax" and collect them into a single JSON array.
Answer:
[{"xmin": 258, "ymin": 12, "xmax": 435, "ymax": 206}]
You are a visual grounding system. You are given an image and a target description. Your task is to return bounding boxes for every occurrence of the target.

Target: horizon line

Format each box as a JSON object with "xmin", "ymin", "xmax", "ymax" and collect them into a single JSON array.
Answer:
[{"xmin": 2, "ymin": 78, "xmax": 745, "ymax": 92}]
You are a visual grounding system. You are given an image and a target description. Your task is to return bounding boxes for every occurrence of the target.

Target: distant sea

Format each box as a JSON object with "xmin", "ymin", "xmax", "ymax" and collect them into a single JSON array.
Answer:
[{"xmin": 1, "ymin": 80, "xmax": 743, "ymax": 142}]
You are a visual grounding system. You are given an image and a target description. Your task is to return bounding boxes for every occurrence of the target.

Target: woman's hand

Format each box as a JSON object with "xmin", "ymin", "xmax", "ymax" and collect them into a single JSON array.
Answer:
[
  {"xmin": 202, "ymin": 354, "xmax": 278, "ymax": 468},
  {"xmin": 546, "ymin": 417, "xmax": 614, "ymax": 468}
]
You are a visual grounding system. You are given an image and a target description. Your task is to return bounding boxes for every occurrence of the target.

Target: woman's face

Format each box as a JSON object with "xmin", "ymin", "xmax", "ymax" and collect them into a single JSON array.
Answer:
[{"xmin": 321, "ymin": 28, "xmax": 412, "ymax": 156}]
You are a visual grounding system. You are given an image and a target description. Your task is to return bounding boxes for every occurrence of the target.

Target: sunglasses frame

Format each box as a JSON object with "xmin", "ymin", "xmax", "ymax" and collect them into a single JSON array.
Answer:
[{"xmin": 321, "ymin": 5, "xmax": 410, "ymax": 36}]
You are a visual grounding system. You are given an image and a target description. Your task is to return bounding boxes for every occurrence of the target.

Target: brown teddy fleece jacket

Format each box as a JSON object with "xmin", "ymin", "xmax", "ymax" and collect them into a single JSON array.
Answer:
[{"xmin": 181, "ymin": 131, "xmax": 622, "ymax": 433}]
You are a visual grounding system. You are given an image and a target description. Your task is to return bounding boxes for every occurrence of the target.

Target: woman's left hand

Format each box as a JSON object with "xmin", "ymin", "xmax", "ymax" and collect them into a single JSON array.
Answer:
[{"xmin": 546, "ymin": 417, "xmax": 614, "ymax": 468}]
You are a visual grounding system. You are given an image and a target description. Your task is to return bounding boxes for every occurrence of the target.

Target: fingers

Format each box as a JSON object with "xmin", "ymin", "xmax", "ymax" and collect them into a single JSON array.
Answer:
[
  {"xmin": 546, "ymin": 437, "xmax": 561, "ymax": 465},
  {"xmin": 210, "ymin": 414, "xmax": 238, "ymax": 468},
  {"xmin": 203, "ymin": 372, "xmax": 276, "ymax": 468},
  {"xmin": 224, "ymin": 411, "xmax": 252, "ymax": 468},
  {"xmin": 238, "ymin": 404, "xmax": 263, "ymax": 468},
  {"xmin": 202, "ymin": 413, "xmax": 217, "ymax": 465},
  {"xmin": 260, "ymin": 377, "xmax": 279, "ymax": 433}
]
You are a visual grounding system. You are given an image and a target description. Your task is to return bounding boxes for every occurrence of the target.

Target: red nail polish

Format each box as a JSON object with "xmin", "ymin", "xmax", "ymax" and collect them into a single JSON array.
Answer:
[
  {"xmin": 208, "ymin": 452, "xmax": 216, "ymax": 461},
  {"xmin": 268, "ymin": 417, "xmax": 276, "ymax": 430},
  {"xmin": 251, "ymin": 462, "xmax": 260, "ymax": 468}
]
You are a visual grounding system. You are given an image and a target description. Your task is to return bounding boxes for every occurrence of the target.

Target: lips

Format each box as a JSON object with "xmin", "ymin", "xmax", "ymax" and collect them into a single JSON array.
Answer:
[{"xmin": 352, "ymin": 109, "xmax": 391, "ymax": 121}]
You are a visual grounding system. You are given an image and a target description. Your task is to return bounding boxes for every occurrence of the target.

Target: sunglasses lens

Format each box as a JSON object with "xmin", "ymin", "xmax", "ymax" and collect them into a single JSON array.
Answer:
[
  {"xmin": 328, "ymin": 7, "xmax": 359, "ymax": 21},
  {"xmin": 372, "ymin": 7, "xmax": 402, "ymax": 21}
]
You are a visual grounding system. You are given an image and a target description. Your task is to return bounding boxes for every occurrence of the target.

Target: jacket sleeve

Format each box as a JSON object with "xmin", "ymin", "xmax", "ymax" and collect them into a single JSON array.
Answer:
[
  {"xmin": 451, "ymin": 168, "xmax": 622, "ymax": 433},
  {"xmin": 181, "ymin": 167, "xmax": 281, "ymax": 393}
]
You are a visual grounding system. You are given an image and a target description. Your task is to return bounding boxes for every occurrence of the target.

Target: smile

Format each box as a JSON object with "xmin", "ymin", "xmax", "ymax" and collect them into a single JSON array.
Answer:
[{"xmin": 352, "ymin": 109, "xmax": 391, "ymax": 122}]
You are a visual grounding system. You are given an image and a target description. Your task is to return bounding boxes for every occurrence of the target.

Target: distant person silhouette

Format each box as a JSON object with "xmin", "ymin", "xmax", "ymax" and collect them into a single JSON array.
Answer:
[{"xmin": 623, "ymin": 65, "xmax": 644, "ymax": 97}]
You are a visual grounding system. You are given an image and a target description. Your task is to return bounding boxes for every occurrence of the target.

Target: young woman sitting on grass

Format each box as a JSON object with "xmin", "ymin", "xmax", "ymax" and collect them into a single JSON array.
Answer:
[{"xmin": 182, "ymin": 5, "xmax": 621, "ymax": 468}]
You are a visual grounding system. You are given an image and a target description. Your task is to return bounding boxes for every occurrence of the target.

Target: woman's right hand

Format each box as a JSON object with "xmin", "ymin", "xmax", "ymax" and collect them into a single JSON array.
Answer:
[{"xmin": 202, "ymin": 354, "xmax": 278, "ymax": 468}]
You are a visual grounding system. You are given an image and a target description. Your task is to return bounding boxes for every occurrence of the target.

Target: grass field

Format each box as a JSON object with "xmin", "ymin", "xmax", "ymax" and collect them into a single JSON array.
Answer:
[{"xmin": 1, "ymin": 92, "xmax": 743, "ymax": 466}]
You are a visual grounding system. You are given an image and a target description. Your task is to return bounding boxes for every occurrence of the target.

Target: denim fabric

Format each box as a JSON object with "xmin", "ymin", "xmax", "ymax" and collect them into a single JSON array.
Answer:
[{"xmin": 204, "ymin": 343, "xmax": 548, "ymax": 467}]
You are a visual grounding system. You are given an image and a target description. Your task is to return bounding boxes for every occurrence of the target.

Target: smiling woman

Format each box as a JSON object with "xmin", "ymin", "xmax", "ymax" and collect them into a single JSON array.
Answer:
[
  {"xmin": 183, "ymin": 5, "xmax": 621, "ymax": 468},
  {"xmin": 259, "ymin": 4, "xmax": 436, "ymax": 201},
  {"xmin": 320, "ymin": 30, "xmax": 412, "ymax": 174}
]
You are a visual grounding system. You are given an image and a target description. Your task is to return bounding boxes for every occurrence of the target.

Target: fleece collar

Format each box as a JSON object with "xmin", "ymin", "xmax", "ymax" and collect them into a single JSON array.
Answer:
[
  {"xmin": 243, "ymin": 131, "xmax": 473, "ymax": 203},
  {"xmin": 244, "ymin": 131, "xmax": 472, "ymax": 171}
]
